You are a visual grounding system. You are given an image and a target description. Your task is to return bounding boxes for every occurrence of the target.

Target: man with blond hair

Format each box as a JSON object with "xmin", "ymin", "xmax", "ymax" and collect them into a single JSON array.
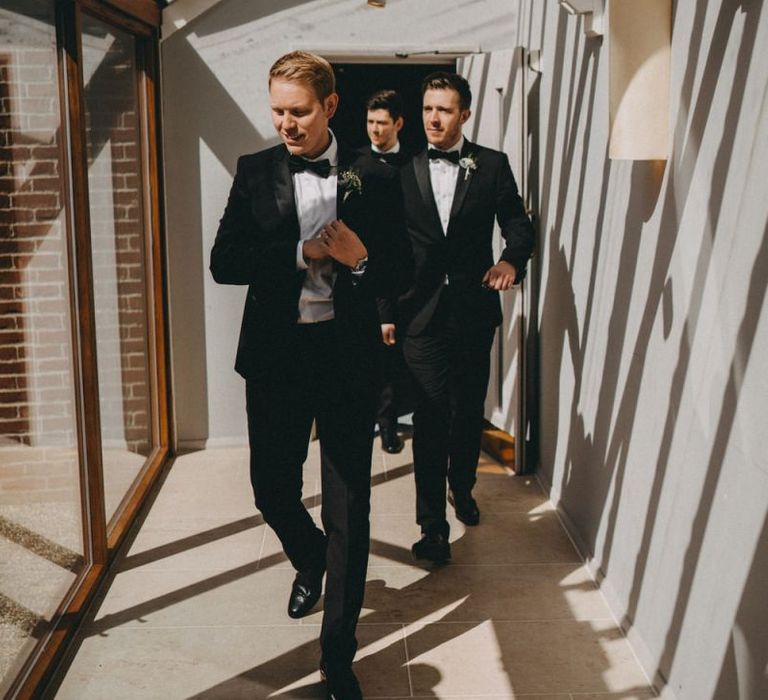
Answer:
[{"xmin": 211, "ymin": 51, "xmax": 410, "ymax": 699}]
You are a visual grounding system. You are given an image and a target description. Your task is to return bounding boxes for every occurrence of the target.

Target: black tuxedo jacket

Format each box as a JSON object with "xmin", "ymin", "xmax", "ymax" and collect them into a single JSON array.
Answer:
[
  {"xmin": 210, "ymin": 142, "xmax": 411, "ymax": 380},
  {"xmin": 394, "ymin": 140, "xmax": 534, "ymax": 336}
]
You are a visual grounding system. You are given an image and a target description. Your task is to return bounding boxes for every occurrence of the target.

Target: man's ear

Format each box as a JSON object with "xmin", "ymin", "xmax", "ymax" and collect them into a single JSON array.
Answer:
[
  {"xmin": 460, "ymin": 108, "xmax": 471, "ymax": 125},
  {"xmin": 325, "ymin": 93, "xmax": 339, "ymax": 120},
  {"xmin": 394, "ymin": 116, "xmax": 404, "ymax": 132}
]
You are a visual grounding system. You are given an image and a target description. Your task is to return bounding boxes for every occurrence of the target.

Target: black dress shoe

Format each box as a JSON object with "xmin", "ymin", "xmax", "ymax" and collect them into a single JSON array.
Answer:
[
  {"xmin": 320, "ymin": 662, "xmax": 362, "ymax": 700},
  {"xmin": 380, "ymin": 426, "xmax": 404, "ymax": 454},
  {"xmin": 287, "ymin": 568, "xmax": 323, "ymax": 619},
  {"xmin": 411, "ymin": 532, "xmax": 451, "ymax": 563},
  {"xmin": 449, "ymin": 490, "xmax": 480, "ymax": 526}
]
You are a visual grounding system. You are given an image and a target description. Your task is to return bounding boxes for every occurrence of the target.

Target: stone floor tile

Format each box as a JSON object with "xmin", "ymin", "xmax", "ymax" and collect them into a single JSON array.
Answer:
[
  {"xmin": 118, "ymin": 520, "xmax": 266, "ymax": 574},
  {"xmin": 358, "ymin": 563, "xmax": 613, "ymax": 624},
  {"xmin": 90, "ymin": 566, "xmax": 303, "ymax": 631},
  {"xmin": 405, "ymin": 619, "xmax": 651, "ymax": 696}
]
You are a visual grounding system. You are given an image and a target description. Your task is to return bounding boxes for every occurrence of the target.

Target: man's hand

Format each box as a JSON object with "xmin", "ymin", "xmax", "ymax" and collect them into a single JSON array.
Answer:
[
  {"xmin": 302, "ymin": 238, "xmax": 331, "ymax": 263},
  {"xmin": 380, "ymin": 323, "xmax": 396, "ymax": 346},
  {"xmin": 321, "ymin": 219, "xmax": 367, "ymax": 268},
  {"xmin": 482, "ymin": 261, "xmax": 517, "ymax": 291}
]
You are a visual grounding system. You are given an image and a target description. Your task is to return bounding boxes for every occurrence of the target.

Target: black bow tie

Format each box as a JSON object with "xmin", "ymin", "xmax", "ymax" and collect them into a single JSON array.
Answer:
[
  {"xmin": 372, "ymin": 150, "xmax": 396, "ymax": 164},
  {"xmin": 428, "ymin": 149, "xmax": 460, "ymax": 165},
  {"xmin": 288, "ymin": 155, "xmax": 332, "ymax": 178}
]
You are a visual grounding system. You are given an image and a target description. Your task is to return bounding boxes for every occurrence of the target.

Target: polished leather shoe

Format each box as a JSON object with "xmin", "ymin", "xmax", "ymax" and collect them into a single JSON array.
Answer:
[
  {"xmin": 411, "ymin": 532, "xmax": 451, "ymax": 563},
  {"xmin": 448, "ymin": 490, "xmax": 480, "ymax": 526},
  {"xmin": 380, "ymin": 426, "xmax": 404, "ymax": 454},
  {"xmin": 287, "ymin": 569, "xmax": 323, "ymax": 619},
  {"xmin": 320, "ymin": 662, "xmax": 363, "ymax": 700}
]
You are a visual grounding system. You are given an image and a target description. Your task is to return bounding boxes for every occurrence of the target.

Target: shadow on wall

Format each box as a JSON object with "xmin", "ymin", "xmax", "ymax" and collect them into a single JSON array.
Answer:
[
  {"xmin": 536, "ymin": 0, "xmax": 767, "ymax": 696},
  {"xmin": 161, "ymin": 0, "xmax": 314, "ymax": 448}
]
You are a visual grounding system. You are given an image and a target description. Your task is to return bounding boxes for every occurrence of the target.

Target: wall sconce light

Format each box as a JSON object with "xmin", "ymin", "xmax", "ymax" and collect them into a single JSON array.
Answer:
[
  {"xmin": 367, "ymin": 0, "xmax": 386, "ymax": 7},
  {"xmin": 558, "ymin": 0, "xmax": 604, "ymax": 38}
]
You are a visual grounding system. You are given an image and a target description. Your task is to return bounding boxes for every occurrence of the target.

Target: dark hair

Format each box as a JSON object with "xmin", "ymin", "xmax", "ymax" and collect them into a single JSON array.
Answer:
[
  {"xmin": 365, "ymin": 89, "xmax": 403, "ymax": 121},
  {"xmin": 421, "ymin": 72, "xmax": 472, "ymax": 111}
]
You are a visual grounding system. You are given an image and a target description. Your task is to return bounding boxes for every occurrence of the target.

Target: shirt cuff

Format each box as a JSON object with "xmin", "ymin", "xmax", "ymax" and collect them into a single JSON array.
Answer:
[{"xmin": 296, "ymin": 241, "xmax": 309, "ymax": 270}]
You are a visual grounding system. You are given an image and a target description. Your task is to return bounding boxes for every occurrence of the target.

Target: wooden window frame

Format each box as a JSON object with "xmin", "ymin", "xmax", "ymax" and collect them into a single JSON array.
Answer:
[{"xmin": 5, "ymin": 1, "xmax": 169, "ymax": 697}]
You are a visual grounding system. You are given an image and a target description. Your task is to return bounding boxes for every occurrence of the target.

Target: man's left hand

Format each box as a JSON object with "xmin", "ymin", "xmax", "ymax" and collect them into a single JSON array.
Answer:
[
  {"xmin": 321, "ymin": 220, "xmax": 368, "ymax": 268},
  {"xmin": 482, "ymin": 261, "xmax": 517, "ymax": 291}
]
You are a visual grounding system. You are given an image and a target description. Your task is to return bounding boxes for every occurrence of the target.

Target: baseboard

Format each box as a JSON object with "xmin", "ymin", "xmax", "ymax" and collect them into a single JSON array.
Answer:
[{"xmin": 536, "ymin": 470, "xmax": 674, "ymax": 700}]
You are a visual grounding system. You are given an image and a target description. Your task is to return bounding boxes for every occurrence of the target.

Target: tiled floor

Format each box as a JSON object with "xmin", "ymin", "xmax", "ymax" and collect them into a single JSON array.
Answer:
[{"xmin": 55, "ymin": 441, "xmax": 656, "ymax": 699}]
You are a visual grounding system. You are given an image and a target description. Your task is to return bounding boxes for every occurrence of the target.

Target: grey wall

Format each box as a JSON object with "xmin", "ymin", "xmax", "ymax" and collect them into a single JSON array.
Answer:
[
  {"xmin": 160, "ymin": 0, "xmax": 519, "ymax": 448},
  {"xmin": 520, "ymin": 1, "xmax": 768, "ymax": 698}
]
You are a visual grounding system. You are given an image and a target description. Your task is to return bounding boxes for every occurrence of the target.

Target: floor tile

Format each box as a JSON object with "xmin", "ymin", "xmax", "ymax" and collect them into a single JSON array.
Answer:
[
  {"xmin": 405, "ymin": 619, "xmax": 650, "ymax": 696},
  {"xmin": 90, "ymin": 566, "xmax": 303, "ymax": 631},
  {"xmin": 56, "ymin": 623, "xmax": 408, "ymax": 699},
  {"xmin": 447, "ymin": 511, "xmax": 581, "ymax": 565},
  {"xmin": 358, "ymin": 563, "xmax": 613, "ymax": 624},
  {"xmin": 53, "ymin": 447, "xmax": 654, "ymax": 699},
  {"xmin": 368, "ymin": 510, "xmax": 580, "ymax": 568},
  {"xmin": 572, "ymin": 693, "xmax": 657, "ymax": 699},
  {"xmin": 118, "ymin": 520, "xmax": 266, "ymax": 574}
]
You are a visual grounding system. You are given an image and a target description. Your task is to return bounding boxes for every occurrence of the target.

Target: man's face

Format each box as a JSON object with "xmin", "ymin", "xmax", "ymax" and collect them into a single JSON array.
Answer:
[
  {"xmin": 270, "ymin": 78, "xmax": 338, "ymax": 158},
  {"xmin": 422, "ymin": 88, "xmax": 470, "ymax": 150},
  {"xmin": 366, "ymin": 108, "xmax": 403, "ymax": 151}
]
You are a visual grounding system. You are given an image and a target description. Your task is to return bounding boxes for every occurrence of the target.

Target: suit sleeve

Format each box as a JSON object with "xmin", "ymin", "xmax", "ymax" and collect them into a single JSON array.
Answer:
[
  {"xmin": 209, "ymin": 155, "xmax": 297, "ymax": 285},
  {"xmin": 495, "ymin": 153, "xmax": 535, "ymax": 283},
  {"xmin": 357, "ymin": 168, "xmax": 413, "ymax": 316}
]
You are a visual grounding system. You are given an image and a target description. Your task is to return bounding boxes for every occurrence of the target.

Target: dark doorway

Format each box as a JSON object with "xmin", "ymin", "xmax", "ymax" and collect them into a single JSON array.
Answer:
[{"xmin": 330, "ymin": 62, "xmax": 455, "ymax": 157}]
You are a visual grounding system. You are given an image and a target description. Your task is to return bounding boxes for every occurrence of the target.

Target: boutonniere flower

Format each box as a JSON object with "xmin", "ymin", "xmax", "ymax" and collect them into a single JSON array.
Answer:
[
  {"xmin": 459, "ymin": 153, "xmax": 478, "ymax": 181},
  {"xmin": 339, "ymin": 167, "xmax": 362, "ymax": 202}
]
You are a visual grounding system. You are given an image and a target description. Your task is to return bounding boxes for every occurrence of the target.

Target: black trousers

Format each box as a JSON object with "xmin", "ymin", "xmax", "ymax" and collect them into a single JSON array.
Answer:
[
  {"xmin": 245, "ymin": 320, "xmax": 376, "ymax": 669},
  {"xmin": 375, "ymin": 340, "xmax": 413, "ymax": 431},
  {"xmin": 403, "ymin": 292, "xmax": 496, "ymax": 537}
]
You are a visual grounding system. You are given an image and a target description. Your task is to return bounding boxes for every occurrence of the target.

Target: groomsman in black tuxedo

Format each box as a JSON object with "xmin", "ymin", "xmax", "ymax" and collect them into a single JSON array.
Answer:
[
  {"xmin": 210, "ymin": 51, "xmax": 410, "ymax": 699},
  {"xmin": 397, "ymin": 72, "xmax": 534, "ymax": 563},
  {"xmin": 365, "ymin": 89, "xmax": 407, "ymax": 168},
  {"xmin": 360, "ymin": 89, "xmax": 410, "ymax": 454}
]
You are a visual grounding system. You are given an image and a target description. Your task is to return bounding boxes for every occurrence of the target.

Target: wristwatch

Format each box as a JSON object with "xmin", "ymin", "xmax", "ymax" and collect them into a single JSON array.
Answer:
[{"xmin": 351, "ymin": 256, "xmax": 368, "ymax": 275}]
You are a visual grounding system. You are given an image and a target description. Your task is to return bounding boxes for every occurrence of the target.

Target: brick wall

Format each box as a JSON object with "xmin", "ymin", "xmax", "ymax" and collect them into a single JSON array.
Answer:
[
  {"xmin": 84, "ymin": 33, "xmax": 151, "ymax": 457},
  {"xmin": 0, "ymin": 40, "xmax": 81, "ymax": 504},
  {"xmin": 0, "ymin": 26, "xmax": 153, "ymax": 507}
]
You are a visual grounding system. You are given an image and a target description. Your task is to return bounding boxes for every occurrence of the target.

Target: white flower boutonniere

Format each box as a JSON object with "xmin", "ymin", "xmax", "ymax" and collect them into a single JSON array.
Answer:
[
  {"xmin": 459, "ymin": 153, "xmax": 478, "ymax": 181},
  {"xmin": 339, "ymin": 167, "xmax": 363, "ymax": 202}
]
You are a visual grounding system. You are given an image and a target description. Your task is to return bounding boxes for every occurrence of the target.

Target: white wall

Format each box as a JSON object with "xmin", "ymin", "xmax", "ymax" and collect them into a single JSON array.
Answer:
[
  {"xmin": 160, "ymin": 0, "xmax": 520, "ymax": 447},
  {"xmin": 519, "ymin": 1, "xmax": 768, "ymax": 697}
]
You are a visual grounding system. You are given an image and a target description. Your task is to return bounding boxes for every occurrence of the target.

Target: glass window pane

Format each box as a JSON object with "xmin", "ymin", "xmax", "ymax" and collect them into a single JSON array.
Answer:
[
  {"xmin": 0, "ymin": 1, "xmax": 85, "ymax": 692},
  {"xmin": 80, "ymin": 14, "xmax": 154, "ymax": 526}
]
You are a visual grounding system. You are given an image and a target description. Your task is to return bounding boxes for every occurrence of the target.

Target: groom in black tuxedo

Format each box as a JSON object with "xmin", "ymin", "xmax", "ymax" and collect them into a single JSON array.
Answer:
[
  {"xmin": 210, "ymin": 51, "xmax": 409, "ymax": 699},
  {"xmin": 397, "ymin": 72, "xmax": 535, "ymax": 563}
]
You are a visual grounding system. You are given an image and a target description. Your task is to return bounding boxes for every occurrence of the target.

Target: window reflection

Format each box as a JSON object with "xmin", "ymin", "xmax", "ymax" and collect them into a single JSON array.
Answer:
[
  {"xmin": 81, "ymin": 14, "xmax": 154, "ymax": 524},
  {"xmin": 0, "ymin": 1, "xmax": 84, "ymax": 692}
]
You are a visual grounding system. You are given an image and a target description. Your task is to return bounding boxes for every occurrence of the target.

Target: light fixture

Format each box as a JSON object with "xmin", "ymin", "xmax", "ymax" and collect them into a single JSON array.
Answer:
[
  {"xmin": 558, "ymin": 0, "xmax": 604, "ymax": 37},
  {"xmin": 367, "ymin": 0, "xmax": 386, "ymax": 7}
]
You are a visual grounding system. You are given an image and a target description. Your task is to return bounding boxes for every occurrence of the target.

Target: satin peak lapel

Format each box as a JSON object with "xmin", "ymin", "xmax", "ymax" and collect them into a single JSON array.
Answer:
[
  {"xmin": 448, "ymin": 141, "xmax": 476, "ymax": 224},
  {"xmin": 413, "ymin": 150, "xmax": 444, "ymax": 237},
  {"xmin": 336, "ymin": 142, "xmax": 356, "ymax": 218},
  {"xmin": 272, "ymin": 147, "xmax": 300, "ymax": 239}
]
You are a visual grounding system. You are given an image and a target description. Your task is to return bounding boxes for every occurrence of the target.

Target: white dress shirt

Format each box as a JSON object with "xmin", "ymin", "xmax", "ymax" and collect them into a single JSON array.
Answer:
[
  {"xmin": 293, "ymin": 133, "xmax": 338, "ymax": 324},
  {"xmin": 371, "ymin": 141, "xmax": 401, "ymax": 154},
  {"xmin": 428, "ymin": 135, "xmax": 464, "ymax": 235}
]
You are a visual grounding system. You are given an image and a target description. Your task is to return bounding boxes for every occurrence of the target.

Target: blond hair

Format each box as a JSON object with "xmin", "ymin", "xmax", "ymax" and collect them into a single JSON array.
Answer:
[{"xmin": 269, "ymin": 51, "xmax": 336, "ymax": 101}]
